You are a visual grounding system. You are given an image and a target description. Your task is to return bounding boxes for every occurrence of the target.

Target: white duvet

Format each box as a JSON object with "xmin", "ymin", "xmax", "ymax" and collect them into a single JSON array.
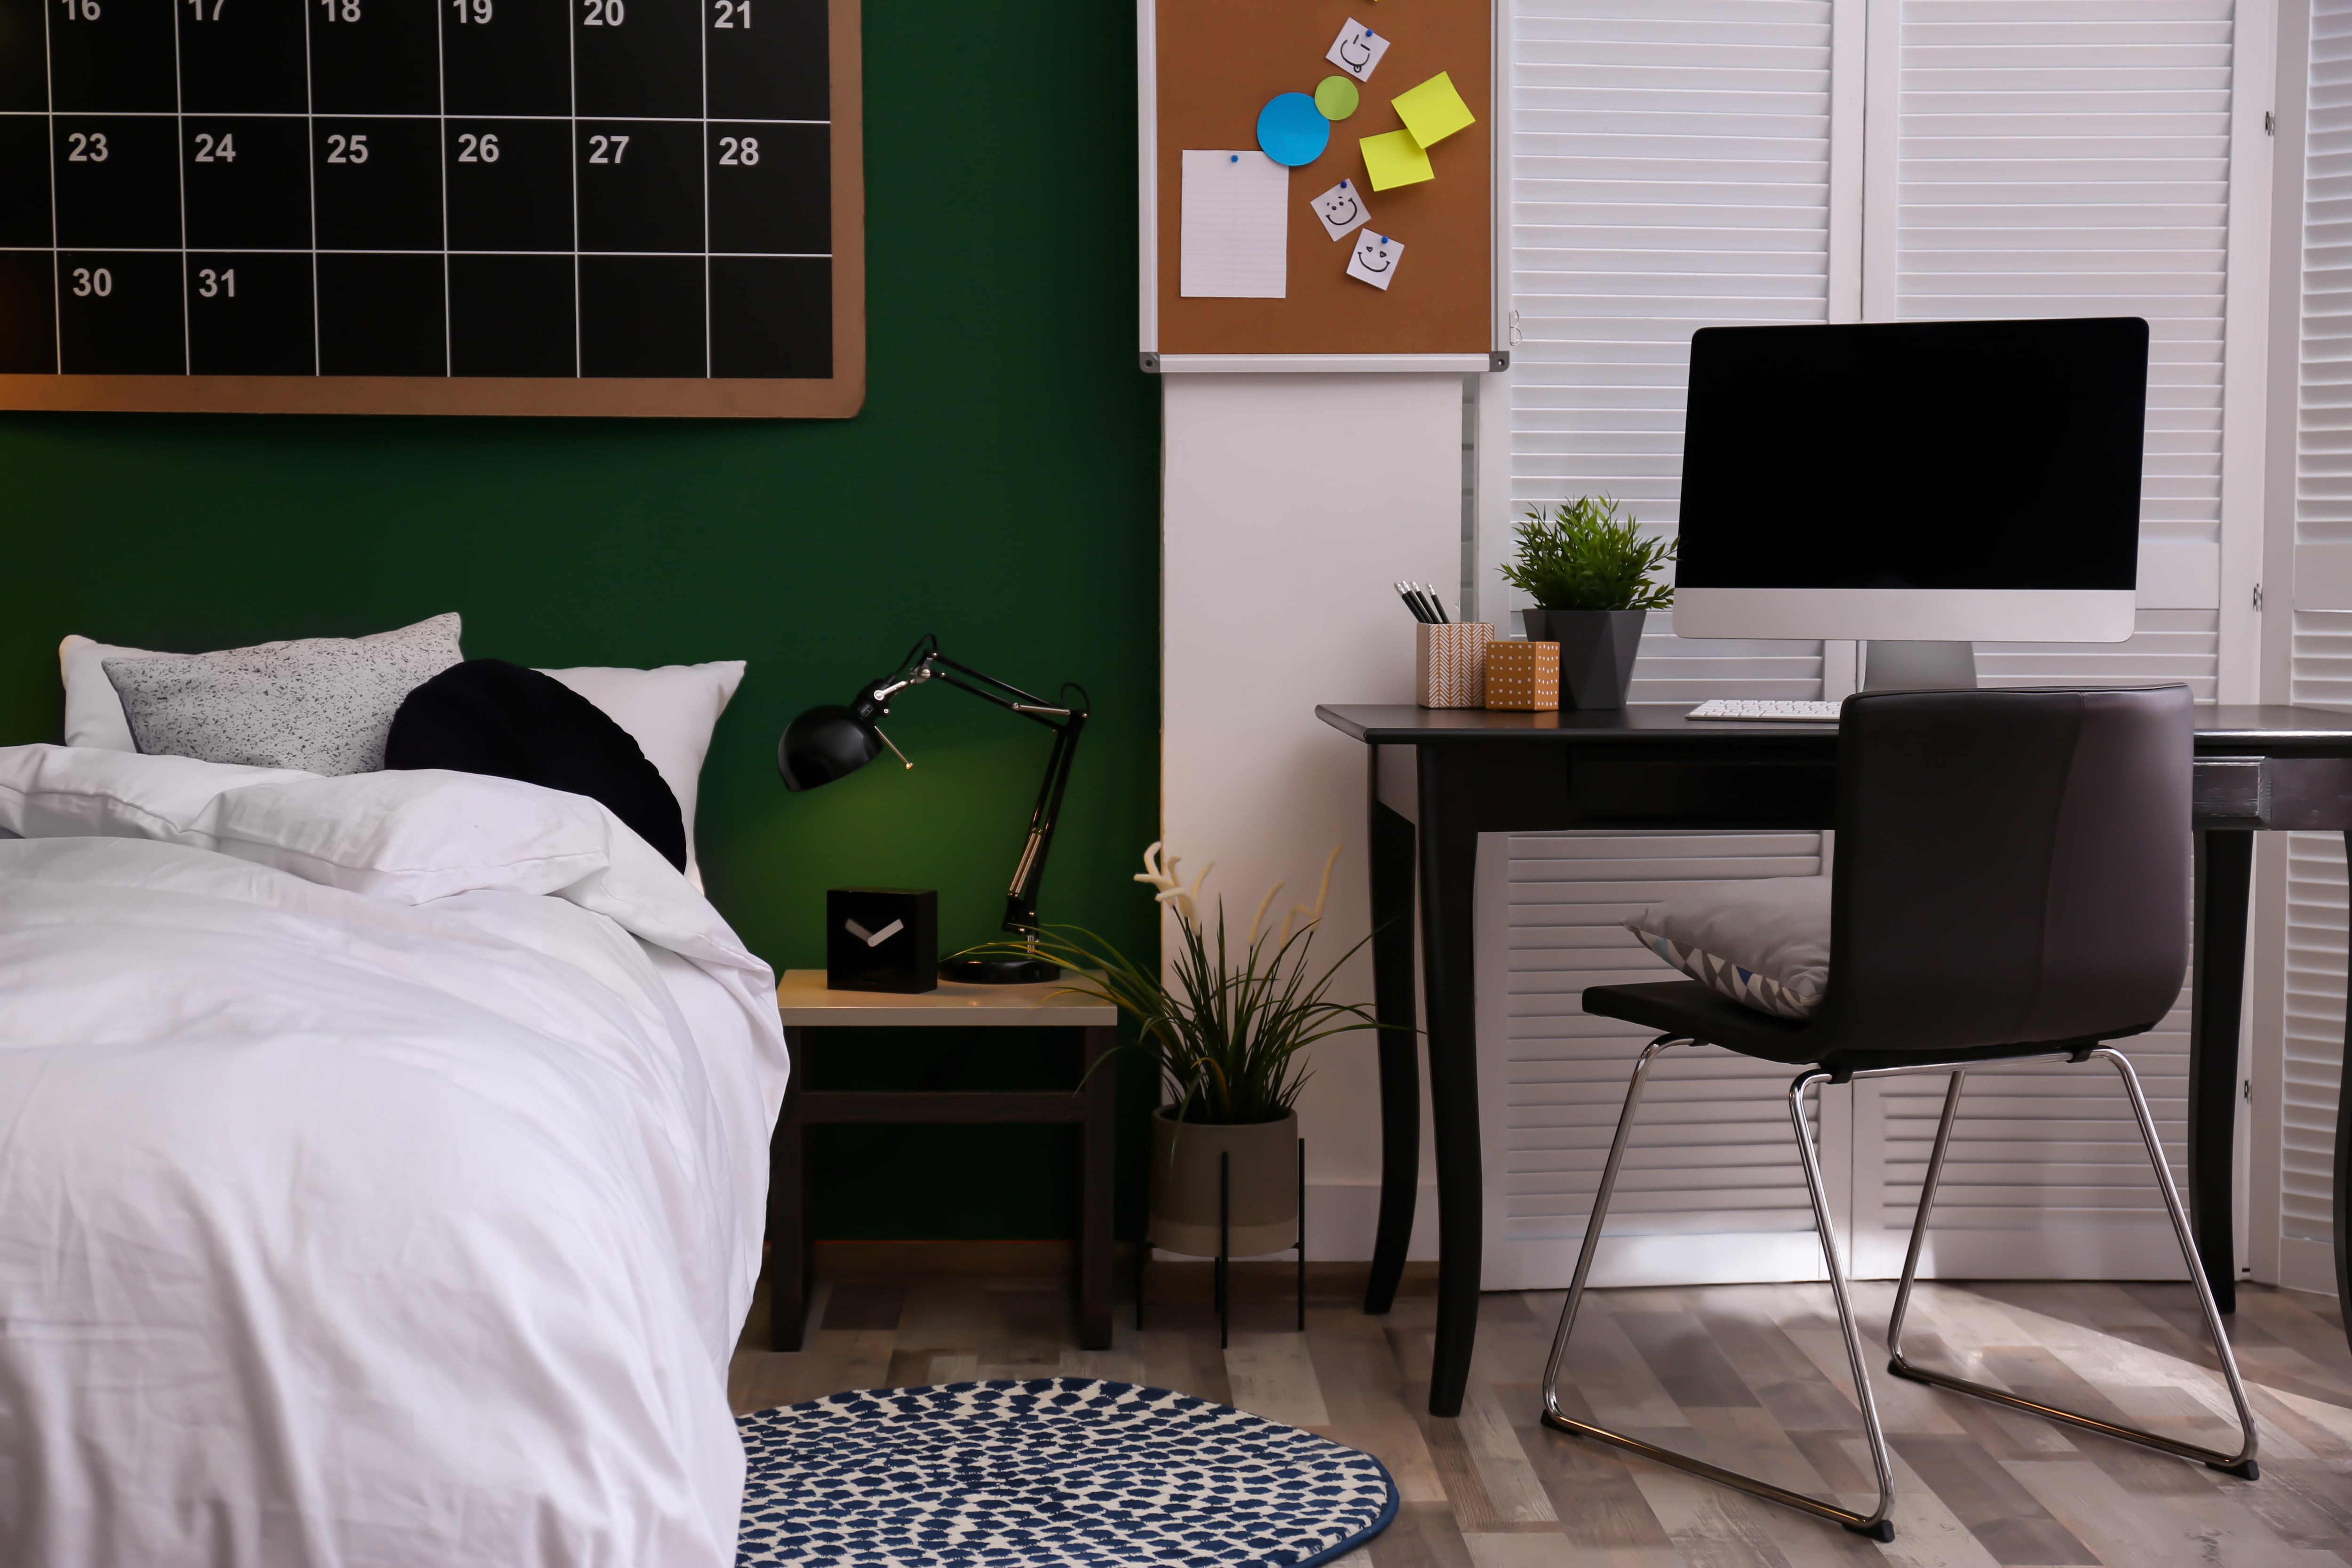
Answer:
[{"xmin": 0, "ymin": 747, "xmax": 790, "ymax": 1567}]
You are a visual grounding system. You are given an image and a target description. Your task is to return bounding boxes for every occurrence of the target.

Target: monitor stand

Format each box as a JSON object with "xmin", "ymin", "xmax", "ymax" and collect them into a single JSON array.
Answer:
[{"xmin": 1861, "ymin": 640, "xmax": 1978, "ymax": 691}]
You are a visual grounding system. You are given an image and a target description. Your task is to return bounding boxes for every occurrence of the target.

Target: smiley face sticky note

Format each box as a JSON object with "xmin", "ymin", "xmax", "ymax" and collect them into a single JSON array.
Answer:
[
  {"xmin": 1326, "ymin": 20, "xmax": 1390, "ymax": 84},
  {"xmin": 1359, "ymin": 128, "xmax": 1433, "ymax": 191},
  {"xmin": 1392, "ymin": 72, "xmax": 1476, "ymax": 148},
  {"xmin": 1347, "ymin": 231, "xmax": 1403, "ymax": 289},
  {"xmin": 1311, "ymin": 178, "xmax": 1371, "ymax": 240}
]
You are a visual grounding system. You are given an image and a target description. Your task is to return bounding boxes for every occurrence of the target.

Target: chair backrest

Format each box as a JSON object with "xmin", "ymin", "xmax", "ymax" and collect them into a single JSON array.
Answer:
[{"xmin": 1816, "ymin": 684, "xmax": 2191, "ymax": 1054}]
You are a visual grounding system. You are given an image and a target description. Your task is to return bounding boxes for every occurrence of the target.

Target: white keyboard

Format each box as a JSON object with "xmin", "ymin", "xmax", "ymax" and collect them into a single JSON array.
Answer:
[{"xmin": 1685, "ymin": 699, "xmax": 1842, "ymax": 723}]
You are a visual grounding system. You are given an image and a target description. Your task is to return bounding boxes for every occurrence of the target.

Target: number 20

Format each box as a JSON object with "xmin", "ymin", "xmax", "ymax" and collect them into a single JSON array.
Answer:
[
  {"xmin": 582, "ymin": 0, "xmax": 620, "ymax": 24},
  {"xmin": 713, "ymin": 0, "xmax": 747, "ymax": 26},
  {"xmin": 718, "ymin": 135, "xmax": 758, "ymax": 166}
]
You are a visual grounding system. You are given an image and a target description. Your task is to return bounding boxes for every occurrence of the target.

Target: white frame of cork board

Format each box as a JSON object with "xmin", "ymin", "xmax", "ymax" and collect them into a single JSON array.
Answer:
[{"xmin": 1136, "ymin": 0, "xmax": 1508, "ymax": 374}]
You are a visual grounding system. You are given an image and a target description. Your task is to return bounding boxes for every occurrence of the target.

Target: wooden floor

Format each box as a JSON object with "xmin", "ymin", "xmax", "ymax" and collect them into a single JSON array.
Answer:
[{"xmin": 730, "ymin": 1258, "xmax": 2352, "ymax": 1567}]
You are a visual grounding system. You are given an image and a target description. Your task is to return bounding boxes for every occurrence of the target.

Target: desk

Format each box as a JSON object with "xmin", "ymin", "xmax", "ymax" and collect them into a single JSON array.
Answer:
[
  {"xmin": 1316, "ymin": 702, "xmax": 2352, "ymax": 1417},
  {"xmin": 768, "ymin": 972, "xmax": 1120, "ymax": 1352}
]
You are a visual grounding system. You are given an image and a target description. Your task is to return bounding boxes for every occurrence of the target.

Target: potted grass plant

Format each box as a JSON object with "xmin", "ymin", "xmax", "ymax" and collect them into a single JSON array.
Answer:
[
  {"xmin": 1500, "ymin": 494, "xmax": 1676, "ymax": 709},
  {"xmin": 956, "ymin": 843, "xmax": 1380, "ymax": 1258}
]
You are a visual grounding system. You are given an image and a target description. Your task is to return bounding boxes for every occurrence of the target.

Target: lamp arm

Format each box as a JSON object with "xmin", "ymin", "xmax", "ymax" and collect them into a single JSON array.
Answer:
[{"xmin": 1001, "ymin": 706, "xmax": 1086, "ymax": 936}]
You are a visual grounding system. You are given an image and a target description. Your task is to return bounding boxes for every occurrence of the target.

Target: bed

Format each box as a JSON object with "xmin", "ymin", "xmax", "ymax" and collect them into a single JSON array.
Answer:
[{"xmin": 0, "ymin": 744, "xmax": 790, "ymax": 1566}]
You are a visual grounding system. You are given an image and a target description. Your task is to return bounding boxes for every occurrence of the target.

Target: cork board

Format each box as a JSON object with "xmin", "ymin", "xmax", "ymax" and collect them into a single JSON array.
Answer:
[
  {"xmin": 0, "ymin": 0, "xmax": 863, "ymax": 418},
  {"xmin": 1149, "ymin": 0, "xmax": 1492, "ymax": 358}
]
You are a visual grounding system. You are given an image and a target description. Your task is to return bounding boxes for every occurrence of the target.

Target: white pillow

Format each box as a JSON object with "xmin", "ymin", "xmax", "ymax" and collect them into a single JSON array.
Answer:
[
  {"xmin": 1624, "ymin": 876, "xmax": 1831, "ymax": 1019},
  {"xmin": 539, "ymin": 662, "xmax": 745, "ymax": 882},
  {"xmin": 210, "ymin": 769, "xmax": 613, "ymax": 905},
  {"xmin": 0, "ymin": 743, "xmax": 317, "ymax": 847}
]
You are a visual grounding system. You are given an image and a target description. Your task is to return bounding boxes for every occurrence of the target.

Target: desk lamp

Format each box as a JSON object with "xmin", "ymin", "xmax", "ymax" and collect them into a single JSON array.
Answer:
[{"xmin": 778, "ymin": 635, "xmax": 1089, "ymax": 984}]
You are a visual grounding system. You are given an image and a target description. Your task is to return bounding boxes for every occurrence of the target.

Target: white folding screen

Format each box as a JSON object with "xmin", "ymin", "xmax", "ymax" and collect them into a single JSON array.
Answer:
[
  {"xmin": 2271, "ymin": 0, "xmax": 2352, "ymax": 1291},
  {"xmin": 1486, "ymin": 0, "xmax": 2260, "ymax": 1286}
]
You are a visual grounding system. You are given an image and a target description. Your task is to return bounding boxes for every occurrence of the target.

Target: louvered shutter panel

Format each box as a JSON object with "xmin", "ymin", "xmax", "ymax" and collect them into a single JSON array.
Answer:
[
  {"xmin": 1506, "ymin": 0, "xmax": 1836, "ymax": 700},
  {"xmin": 1890, "ymin": 0, "xmax": 2232, "ymax": 693},
  {"xmin": 1486, "ymin": 0, "xmax": 1843, "ymax": 1289},
  {"xmin": 2276, "ymin": 0, "xmax": 2352, "ymax": 1289}
]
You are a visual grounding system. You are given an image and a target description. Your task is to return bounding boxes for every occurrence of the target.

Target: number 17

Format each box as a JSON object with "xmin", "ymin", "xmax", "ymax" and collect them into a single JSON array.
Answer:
[{"xmin": 186, "ymin": 0, "xmax": 225, "ymax": 18}]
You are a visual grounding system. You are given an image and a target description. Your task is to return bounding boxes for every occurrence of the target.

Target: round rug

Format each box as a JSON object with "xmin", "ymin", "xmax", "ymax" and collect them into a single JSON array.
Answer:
[{"xmin": 737, "ymin": 1377, "xmax": 1398, "ymax": 1568}]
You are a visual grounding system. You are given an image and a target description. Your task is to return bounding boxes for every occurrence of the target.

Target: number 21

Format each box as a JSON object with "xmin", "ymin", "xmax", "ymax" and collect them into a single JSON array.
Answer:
[{"xmin": 713, "ymin": 0, "xmax": 747, "ymax": 26}]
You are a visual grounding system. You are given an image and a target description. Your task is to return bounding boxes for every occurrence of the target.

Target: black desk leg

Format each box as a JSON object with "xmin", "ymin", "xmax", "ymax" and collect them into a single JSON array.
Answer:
[
  {"xmin": 1079, "ymin": 1025, "xmax": 1118, "ymax": 1350},
  {"xmin": 2338, "ymin": 836, "xmax": 2352, "ymax": 1355},
  {"xmin": 1417, "ymin": 748, "xmax": 1483, "ymax": 1418},
  {"xmin": 2188, "ymin": 830, "xmax": 2252, "ymax": 1314},
  {"xmin": 1366, "ymin": 750, "xmax": 1422, "ymax": 1317},
  {"xmin": 770, "ymin": 1027, "xmax": 811, "ymax": 1351}
]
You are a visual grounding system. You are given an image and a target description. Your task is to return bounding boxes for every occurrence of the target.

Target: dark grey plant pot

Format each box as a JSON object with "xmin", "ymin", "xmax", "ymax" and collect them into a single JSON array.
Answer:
[{"xmin": 1523, "ymin": 607, "xmax": 1646, "ymax": 709}]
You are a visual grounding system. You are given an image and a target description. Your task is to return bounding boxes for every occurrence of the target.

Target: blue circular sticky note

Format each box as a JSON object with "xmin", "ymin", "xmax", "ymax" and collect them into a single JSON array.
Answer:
[{"xmin": 1256, "ymin": 92, "xmax": 1330, "ymax": 167}]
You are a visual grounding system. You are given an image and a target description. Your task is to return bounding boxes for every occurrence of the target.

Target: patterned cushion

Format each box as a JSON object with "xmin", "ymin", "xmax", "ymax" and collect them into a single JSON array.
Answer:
[
  {"xmin": 103, "ymin": 614, "xmax": 463, "ymax": 776},
  {"xmin": 1624, "ymin": 875, "xmax": 1830, "ymax": 1019}
]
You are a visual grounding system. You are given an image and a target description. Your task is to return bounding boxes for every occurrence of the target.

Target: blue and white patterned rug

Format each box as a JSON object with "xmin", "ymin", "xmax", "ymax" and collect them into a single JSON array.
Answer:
[{"xmin": 737, "ymin": 1377, "xmax": 1398, "ymax": 1568}]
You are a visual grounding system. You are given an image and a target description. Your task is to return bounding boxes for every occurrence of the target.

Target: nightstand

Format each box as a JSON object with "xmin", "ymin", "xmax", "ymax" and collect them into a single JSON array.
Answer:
[{"xmin": 768, "ymin": 971, "xmax": 1120, "ymax": 1351}]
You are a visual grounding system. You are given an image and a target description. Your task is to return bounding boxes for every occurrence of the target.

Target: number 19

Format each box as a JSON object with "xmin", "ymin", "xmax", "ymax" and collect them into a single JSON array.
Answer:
[{"xmin": 452, "ymin": 0, "xmax": 490, "ymax": 22}]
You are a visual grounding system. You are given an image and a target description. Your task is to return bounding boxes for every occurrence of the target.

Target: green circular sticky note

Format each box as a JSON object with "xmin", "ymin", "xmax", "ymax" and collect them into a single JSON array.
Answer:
[{"xmin": 1315, "ymin": 74, "xmax": 1360, "ymax": 121}]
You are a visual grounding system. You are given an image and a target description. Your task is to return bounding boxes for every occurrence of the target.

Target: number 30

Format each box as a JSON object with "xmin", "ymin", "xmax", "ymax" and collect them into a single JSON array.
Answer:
[{"xmin": 71, "ymin": 266, "xmax": 111, "ymax": 298}]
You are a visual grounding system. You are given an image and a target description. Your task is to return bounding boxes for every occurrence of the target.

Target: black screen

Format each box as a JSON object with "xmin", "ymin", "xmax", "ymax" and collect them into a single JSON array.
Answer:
[{"xmin": 1677, "ymin": 318, "xmax": 2148, "ymax": 590}]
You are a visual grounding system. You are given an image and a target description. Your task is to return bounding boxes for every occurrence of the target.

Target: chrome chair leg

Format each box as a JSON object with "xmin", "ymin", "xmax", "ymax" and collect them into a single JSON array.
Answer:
[
  {"xmin": 1883, "ymin": 1048, "xmax": 2260, "ymax": 1479},
  {"xmin": 1540, "ymin": 1046, "xmax": 1899, "ymax": 1542}
]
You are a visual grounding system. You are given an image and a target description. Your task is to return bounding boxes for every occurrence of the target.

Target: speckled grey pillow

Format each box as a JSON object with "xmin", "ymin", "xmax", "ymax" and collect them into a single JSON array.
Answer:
[{"xmin": 103, "ymin": 614, "xmax": 464, "ymax": 776}]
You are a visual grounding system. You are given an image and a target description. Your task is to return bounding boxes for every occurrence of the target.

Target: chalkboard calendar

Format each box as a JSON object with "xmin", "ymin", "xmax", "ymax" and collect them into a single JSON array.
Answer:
[{"xmin": 0, "ymin": 0, "xmax": 864, "ymax": 414}]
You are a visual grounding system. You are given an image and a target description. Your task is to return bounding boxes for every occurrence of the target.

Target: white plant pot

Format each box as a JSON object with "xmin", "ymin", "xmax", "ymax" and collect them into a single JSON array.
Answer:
[{"xmin": 1145, "ymin": 1106, "xmax": 1301, "ymax": 1258}]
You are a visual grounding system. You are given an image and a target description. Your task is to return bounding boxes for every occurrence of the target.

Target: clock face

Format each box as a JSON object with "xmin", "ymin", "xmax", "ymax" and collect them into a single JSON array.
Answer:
[{"xmin": 826, "ymin": 888, "xmax": 936, "ymax": 993}]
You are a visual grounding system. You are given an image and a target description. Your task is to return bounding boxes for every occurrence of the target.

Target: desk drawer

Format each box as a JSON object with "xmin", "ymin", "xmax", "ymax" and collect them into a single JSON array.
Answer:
[{"xmin": 1569, "ymin": 756, "xmax": 1838, "ymax": 828}]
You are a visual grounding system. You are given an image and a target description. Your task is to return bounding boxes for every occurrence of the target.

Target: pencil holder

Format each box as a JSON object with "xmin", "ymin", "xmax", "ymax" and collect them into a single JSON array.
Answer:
[
  {"xmin": 1485, "ymin": 640, "xmax": 1560, "ymax": 711},
  {"xmin": 1416, "ymin": 622, "xmax": 1492, "ymax": 708}
]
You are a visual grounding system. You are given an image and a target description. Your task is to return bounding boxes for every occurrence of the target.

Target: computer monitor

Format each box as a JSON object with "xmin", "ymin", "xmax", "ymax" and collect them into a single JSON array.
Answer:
[{"xmin": 1671, "ymin": 317, "xmax": 2148, "ymax": 645}]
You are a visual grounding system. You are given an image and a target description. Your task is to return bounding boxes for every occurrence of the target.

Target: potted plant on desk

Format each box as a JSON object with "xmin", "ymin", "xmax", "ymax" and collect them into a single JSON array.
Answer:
[
  {"xmin": 955, "ymin": 843, "xmax": 1381, "ymax": 1264},
  {"xmin": 1501, "ymin": 494, "xmax": 1677, "ymax": 709}
]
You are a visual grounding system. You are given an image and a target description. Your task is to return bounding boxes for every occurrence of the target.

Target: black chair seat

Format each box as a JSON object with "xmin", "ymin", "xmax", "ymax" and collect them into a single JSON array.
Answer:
[{"xmin": 1581, "ymin": 979, "xmax": 2125, "ymax": 1075}]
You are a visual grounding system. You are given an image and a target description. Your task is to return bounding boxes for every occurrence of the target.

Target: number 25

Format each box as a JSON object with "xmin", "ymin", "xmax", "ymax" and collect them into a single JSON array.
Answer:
[{"xmin": 326, "ymin": 132, "xmax": 368, "ymax": 164}]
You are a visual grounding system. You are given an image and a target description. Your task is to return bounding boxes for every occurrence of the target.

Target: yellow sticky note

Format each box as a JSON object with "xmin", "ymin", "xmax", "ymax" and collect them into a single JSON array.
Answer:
[
  {"xmin": 1359, "ymin": 128, "xmax": 1433, "ymax": 191},
  {"xmin": 1391, "ymin": 72, "xmax": 1476, "ymax": 149}
]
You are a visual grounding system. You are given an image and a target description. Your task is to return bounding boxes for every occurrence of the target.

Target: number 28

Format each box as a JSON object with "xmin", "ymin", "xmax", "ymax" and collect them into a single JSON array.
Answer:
[{"xmin": 718, "ymin": 135, "xmax": 758, "ymax": 166}]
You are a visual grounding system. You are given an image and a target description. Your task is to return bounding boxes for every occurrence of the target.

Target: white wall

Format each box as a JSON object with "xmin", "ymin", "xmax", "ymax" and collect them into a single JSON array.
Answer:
[{"xmin": 1161, "ymin": 372, "xmax": 1464, "ymax": 1259}]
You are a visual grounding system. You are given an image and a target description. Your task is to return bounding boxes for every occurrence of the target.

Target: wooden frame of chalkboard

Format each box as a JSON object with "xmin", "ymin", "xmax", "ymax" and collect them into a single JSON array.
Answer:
[
  {"xmin": 0, "ymin": 0, "xmax": 863, "ymax": 416},
  {"xmin": 1136, "ymin": 0, "xmax": 1504, "ymax": 373}
]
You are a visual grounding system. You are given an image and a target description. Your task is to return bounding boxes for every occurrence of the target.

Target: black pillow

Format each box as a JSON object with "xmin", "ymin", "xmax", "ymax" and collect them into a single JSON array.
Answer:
[{"xmin": 387, "ymin": 658, "xmax": 690, "ymax": 871}]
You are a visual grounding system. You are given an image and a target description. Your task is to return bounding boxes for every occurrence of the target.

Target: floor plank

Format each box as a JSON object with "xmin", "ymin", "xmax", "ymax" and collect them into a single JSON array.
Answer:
[{"xmin": 732, "ymin": 1273, "xmax": 2352, "ymax": 1567}]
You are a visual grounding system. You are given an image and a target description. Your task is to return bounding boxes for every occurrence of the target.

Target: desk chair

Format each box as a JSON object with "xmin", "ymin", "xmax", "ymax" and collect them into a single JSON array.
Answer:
[{"xmin": 1537, "ymin": 685, "xmax": 2258, "ymax": 1542}]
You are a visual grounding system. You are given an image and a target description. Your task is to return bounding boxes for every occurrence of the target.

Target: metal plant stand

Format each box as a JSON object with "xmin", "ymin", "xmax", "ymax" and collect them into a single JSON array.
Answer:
[{"xmin": 1139, "ymin": 1139, "xmax": 1306, "ymax": 1347}]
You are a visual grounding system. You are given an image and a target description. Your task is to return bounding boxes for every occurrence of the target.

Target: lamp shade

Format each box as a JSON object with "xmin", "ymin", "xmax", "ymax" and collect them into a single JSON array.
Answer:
[{"xmin": 778, "ymin": 703, "xmax": 881, "ymax": 791}]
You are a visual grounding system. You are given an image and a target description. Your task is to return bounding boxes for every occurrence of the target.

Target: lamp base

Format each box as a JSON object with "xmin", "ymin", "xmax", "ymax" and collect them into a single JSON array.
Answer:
[{"xmin": 939, "ymin": 955, "xmax": 1061, "ymax": 985}]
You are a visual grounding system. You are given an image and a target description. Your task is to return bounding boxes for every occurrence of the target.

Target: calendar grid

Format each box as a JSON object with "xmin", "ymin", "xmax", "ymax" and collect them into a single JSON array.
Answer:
[
  {"xmin": 6, "ymin": 0, "xmax": 838, "ymax": 381},
  {"xmin": 170, "ymin": 0, "xmax": 188, "ymax": 373}
]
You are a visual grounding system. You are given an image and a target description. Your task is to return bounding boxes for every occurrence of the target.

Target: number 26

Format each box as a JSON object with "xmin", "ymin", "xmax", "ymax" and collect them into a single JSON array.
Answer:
[{"xmin": 714, "ymin": 0, "xmax": 747, "ymax": 26}]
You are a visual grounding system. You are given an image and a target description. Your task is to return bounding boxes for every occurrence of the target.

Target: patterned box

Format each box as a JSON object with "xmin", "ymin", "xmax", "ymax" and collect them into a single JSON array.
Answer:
[
  {"xmin": 1415, "ymin": 622, "xmax": 1492, "ymax": 708},
  {"xmin": 1484, "ymin": 639, "xmax": 1560, "ymax": 710}
]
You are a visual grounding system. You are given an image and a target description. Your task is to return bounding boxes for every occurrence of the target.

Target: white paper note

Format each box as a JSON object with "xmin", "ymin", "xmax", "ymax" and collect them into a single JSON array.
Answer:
[
  {"xmin": 1311, "ymin": 178, "xmax": 1372, "ymax": 241},
  {"xmin": 1326, "ymin": 20, "xmax": 1390, "ymax": 84},
  {"xmin": 1180, "ymin": 150, "xmax": 1289, "ymax": 298},
  {"xmin": 1346, "ymin": 231, "xmax": 1403, "ymax": 290}
]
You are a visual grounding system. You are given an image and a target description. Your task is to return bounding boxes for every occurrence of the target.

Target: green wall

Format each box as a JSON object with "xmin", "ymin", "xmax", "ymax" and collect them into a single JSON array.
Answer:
[{"xmin": 0, "ymin": 0, "xmax": 1163, "ymax": 1241}]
